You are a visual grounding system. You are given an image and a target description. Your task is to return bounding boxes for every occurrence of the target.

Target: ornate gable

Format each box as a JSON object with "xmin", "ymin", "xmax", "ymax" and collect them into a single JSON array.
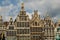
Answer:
[
  {"xmin": 16, "ymin": 3, "xmax": 30, "ymax": 22},
  {"xmin": 7, "ymin": 17, "xmax": 16, "ymax": 30},
  {"xmin": 44, "ymin": 15, "xmax": 54, "ymax": 27},
  {"xmin": 31, "ymin": 10, "xmax": 40, "ymax": 22},
  {"xmin": 30, "ymin": 10, "xmax": 43, "ymax": 27}
]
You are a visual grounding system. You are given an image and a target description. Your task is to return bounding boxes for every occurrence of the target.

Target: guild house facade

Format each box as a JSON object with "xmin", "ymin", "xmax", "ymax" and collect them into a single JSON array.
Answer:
[{"xmin": 0, "ymin": 2, "xmax": 60, "ymax": 40}]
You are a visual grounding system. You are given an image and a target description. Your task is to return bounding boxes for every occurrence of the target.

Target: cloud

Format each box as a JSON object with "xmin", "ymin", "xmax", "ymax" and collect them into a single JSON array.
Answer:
[
  {"xmin": 0, "ymin": 0, "xmax": 60, "ymax": 22},
  {"xmin": 0, "ymin": 4, "xmax": 14, "ymax": 21},
  {"xmin": 23, "ymin": 0, "xmax": 60, "ymax": 22},
  {"xmin": 0, "ymin": 0, "xmax": 20, "ymax": 21},
  {"xmin": 26, "ymin": 11, "xmax": 42, "ymax": 20}
]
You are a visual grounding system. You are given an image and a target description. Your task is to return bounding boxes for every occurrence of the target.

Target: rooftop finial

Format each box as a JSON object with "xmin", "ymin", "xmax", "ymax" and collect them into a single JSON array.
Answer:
[{"xmin": 21, "ymin": 2, "xmax": 24, "ymax": 11}]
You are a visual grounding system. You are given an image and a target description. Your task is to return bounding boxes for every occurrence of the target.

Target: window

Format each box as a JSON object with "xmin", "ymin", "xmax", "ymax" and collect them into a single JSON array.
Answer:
[
  {"xmin": 24, "ymin": 17, "xmax": 27, "ymax": 21},
  {"xmin": 20, "ymin": 11, "xmax": 24, "ymax": 15},
  {"xmin": 7, "ymin": 31, "xmax": 16, "ymax": 36},
  {"xmin": 24, "ymin": 29, "xmax": 30, "ymax": 34},
  {"xmin": 9, "ymin": 26, "xmax": 14, "ymax": 30},
  {"xmin": 17, "ymin": 36, "xmax": 30, "ymax": 40},
  {"xmin": 57, "ymin": 28, "xmax": 60, "ymax": 32},
  {"xmin": 31, "ymin": 27, "xmax": 43, "ymax": 32},
  {"xmin": 17, "ymin": 22, "xmax": 20, "ymax": 27},
  {"xmin": 35, "ymin": 22, "xmax": 37, "ymax": 26},
  {"xmin": 20, "ymin": 36, "xmax": 30, "ymax": 40},
  {"xmin": 17, "ymin": 29, "xmax": 30, "ymax": 34},
  {"xmin": 25, "ymin": 22, "xmax": 29, "ymax": 27},
  {"xmin": 17, "ymin": 36, "xmax": 20, "ymax": 40},
  {"xmin": 59, "ymin": 24, "xmax": 60, "ymax": 26},
  {"xmin": 59, "ymin": 35, "xmax": 60, "ymax": 37},
  {"xmin": 20, "ymin": 16, "xmax": 27, "ymax": 21},
  {"xmin": 17, "ymin": 22, "xmax": 29, "ymax": 27},
  {"xmin": 32, "ymin": 36, "xmax": 40, "ymax": 40},
  {"xmin": 17, "ymin": 29, "xmax": 20, "ymax": 34},
  {"xmin": 10, "ymin": 22, "xmax": 13, "ymax": 25},
  {"xmin": 17, "ymin": 22, "xmax": 24, "ymax": 27}
]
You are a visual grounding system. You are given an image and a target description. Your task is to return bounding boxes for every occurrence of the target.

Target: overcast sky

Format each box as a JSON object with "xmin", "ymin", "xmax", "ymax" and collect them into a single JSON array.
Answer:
[{"xmin": 0, "ymin": 0, "xmax": 60, "ymax": 22}]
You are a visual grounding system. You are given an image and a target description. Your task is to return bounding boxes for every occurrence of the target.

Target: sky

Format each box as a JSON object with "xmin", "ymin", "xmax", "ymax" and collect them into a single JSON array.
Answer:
[{"xmin": 0, "ymin": 0, "xmax": 60, "ymax": 22}]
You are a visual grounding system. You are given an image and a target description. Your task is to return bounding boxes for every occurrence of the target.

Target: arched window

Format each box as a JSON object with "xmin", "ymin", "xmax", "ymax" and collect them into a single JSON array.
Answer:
[{"xmin": 35, "ymin": 22, "xmax": 37, "ymax": 26}]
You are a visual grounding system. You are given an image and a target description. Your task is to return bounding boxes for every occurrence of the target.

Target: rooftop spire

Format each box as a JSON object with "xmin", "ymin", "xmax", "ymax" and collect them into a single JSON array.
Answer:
[{"xmin": 21, "ymin": 2, "xmax": 24, "ymax": 11}]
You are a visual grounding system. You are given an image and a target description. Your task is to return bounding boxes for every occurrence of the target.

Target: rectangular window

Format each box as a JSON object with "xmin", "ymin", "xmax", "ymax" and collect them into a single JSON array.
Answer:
[
  {"xmin": 17, "ymin": 36, "xmax": 30, "ymax": 40},
  {"xmin": 20, "ymin": 16, "xmax": 27, "ymax": 21},
  {"xmin": 17, "ymin": 29, "xmax": 30, "ymax": 34},
  {"xmin": 31, "ymin": 36, "xmax": 40, "ymax": 40},
  {"xmin": 7, "ymin": 31, "xmax": 16, "ymax": 36},
  {"xmin": 17, "ymin": 22, "xmax": 24, "ymax": 27},
  {"xmin": 9, "ymin": 26, "xmax": 14, "ymax": 30},
  {"xmin": 17, "ymin": 22, "xmax": 29, "ymax": 27},
  {"xmin": 31, "ymin": 27, "xmax": 43, "ymax": 32},
  {"xmin": 57, "ymin": 28, "xmax": 60, "ymax": 32},
  {"xmin": 17, "ymin": 22, "xmax": 20, "ymax": 27},
  {"xmin": 20, "ymin": 36, "xmax": 30, "ymax": 40},
  {"xmin": 45, "ymin": 29, "xmax": 48, "ymax": 36},
  {"xmin": 25, "ymin": 22, "xmax": 29, "ymax": 27}
]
